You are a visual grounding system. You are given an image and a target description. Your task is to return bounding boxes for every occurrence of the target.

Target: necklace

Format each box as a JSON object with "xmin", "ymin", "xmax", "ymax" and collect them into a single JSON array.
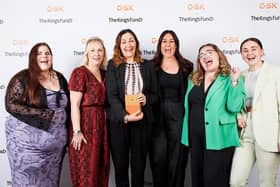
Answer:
[{"xmin": 39, "ymin": 71, "xmax": 57, "ymax": 81}]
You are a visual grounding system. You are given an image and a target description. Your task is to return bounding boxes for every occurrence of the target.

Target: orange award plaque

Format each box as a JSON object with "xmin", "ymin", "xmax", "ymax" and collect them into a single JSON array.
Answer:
[{"xmin": 125, "ymin": 94, "xmax": 141, "ymax": 114}]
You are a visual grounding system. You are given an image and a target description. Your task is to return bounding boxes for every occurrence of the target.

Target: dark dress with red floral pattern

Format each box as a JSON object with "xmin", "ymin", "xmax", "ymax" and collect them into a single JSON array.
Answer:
[{"xmin": 68, "ymin": 66, "xmax": 109, "ymax": 187}]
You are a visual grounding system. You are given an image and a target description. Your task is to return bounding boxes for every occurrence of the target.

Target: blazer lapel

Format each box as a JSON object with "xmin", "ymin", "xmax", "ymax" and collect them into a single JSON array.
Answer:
[
  {"xmin": 139, "ymin": 62, "xmax": 145, "ymax": 92},
  {"xmin": 205, "ymin": 75, "xmax": 225, "ymax": 106},
  {"xmin": 253, "ymin": 63, "xmax": 268, "ymax": 104},
  {"xmin": 118, "ymin": 63, "xmax": 126, "ymax": 98}
]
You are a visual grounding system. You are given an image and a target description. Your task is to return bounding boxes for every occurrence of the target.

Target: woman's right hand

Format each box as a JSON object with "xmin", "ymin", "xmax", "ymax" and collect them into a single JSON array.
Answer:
[
  {"xmin": 71, "ymin": 132, "xmax": 87, "ymax": 151},
  {"xmin": 237, "ymin": 118, "xmax": 246, "ymax": 128},
  {"xmin": 231, "ymin": 67, "xmax": 241, "ymax": 81},
  {"xmin": 127, "ymin": 111, "xmax": 144, "ymax": 122}
]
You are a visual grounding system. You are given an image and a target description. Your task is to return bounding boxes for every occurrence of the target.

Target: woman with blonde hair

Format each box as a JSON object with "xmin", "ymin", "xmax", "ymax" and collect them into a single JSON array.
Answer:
[{"xmin": 68, "ymin": 37, "xmax": 109, "ymax": 187}]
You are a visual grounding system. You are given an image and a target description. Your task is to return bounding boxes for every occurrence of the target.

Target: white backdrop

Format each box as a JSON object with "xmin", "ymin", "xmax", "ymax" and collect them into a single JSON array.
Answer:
[{"xmin": 1, "ymin": 0, "xmax": 280, "ymax": 186}]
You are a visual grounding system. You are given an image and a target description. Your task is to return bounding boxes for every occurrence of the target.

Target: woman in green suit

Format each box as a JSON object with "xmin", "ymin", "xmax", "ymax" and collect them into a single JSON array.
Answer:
[{"xmin": 181, "ymin": 43, "xmax": 246, "ymax": 187}]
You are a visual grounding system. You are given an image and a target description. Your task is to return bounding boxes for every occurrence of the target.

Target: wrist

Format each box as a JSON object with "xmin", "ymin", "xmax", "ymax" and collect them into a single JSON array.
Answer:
[
  {"xmin": 73, "ymin": 129, "xmax": 81, "ymax": 135},
  {"xmin": 232, "ymin": 79, "xmax": 238, "ymax": 86},
  {"xmin": 123, "ymin": 114, "xmax": 129, "ymax": 124}
]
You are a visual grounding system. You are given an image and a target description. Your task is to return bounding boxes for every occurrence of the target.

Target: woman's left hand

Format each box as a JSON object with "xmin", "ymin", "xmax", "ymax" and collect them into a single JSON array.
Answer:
[
  {"xmin": 71, "ymin": 132, "xmax": 87, "ymax": 151},
  {"xmin": 230, "ymin": 67, "xmax": 241, "ymax": 82},
  {"xmin": 137, "ymin": 93, "xmax": 146, "ymax": 106}
]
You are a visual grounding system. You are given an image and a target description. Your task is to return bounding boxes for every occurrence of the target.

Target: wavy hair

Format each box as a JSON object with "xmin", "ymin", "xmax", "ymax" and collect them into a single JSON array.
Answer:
[
  {"xmin": 191, "ymin": 43, "xmax": 231, "ymax": 85},
  {"xmin": 113, "ymin": 29, "xmax": 143, "ymax": 67}
]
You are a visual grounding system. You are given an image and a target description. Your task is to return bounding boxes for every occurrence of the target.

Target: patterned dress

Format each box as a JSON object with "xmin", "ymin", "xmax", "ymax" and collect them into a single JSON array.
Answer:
[
  {"xmin": 68, "ymin": 66, "xmax": 109, "ymax": 187},
  {"xmin": 5, "ymin": 89, "xmax": 68, "ymax": 187}
]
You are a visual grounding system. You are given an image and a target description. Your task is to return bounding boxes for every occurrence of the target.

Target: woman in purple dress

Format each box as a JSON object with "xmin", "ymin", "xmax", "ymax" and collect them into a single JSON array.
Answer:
[{"xmin": 5, "ymin": 42, "xmax": 70, "ymax": 187}]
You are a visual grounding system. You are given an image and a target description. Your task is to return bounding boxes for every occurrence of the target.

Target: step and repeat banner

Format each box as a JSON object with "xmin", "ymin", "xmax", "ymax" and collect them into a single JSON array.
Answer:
[{"xmin": 1, "ymin": 0, "xmax": 280, "ymax": 186}]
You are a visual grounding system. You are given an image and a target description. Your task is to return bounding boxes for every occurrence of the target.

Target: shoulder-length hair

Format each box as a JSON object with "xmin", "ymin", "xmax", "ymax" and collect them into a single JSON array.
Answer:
[
  {"xmin": 83, "ymin": 36, "xmax": 107, "ymax": 70},
  {"xmin": 191, "ymin": 43, "xmax": 231, "ymax": 85},
  {"xmin": 113, "ymin": 29, "xmax": 143, "ymax": 67},
  {"xmin": 153, "ymin": 30, "xmax": 193, "ymax": 74},
  {"xmin": 27, "ymin": 42, "xmax": 53, "ymax": 105}
]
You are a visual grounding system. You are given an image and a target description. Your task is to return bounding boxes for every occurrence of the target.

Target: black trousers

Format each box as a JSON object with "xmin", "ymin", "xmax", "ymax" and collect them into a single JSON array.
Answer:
[
  {"xmin": 109, "ymin": 119, "xmax": 150, "ymax": 187},
  {"xmin": 190, "ymin": 143, "xmax": 234, "ymax": 187},
  {"xmin": 150, "ymin": 101, "xmax": 188, "ymax": 187}
]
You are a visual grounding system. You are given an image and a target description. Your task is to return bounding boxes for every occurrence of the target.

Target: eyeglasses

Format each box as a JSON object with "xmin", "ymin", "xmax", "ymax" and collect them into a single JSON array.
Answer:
[{"xmin": 199, "ymin": 50, "xmax": 215, "ymax": 59}]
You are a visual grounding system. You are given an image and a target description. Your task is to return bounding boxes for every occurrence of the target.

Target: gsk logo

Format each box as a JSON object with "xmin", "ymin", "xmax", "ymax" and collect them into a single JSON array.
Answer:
[
  {"xmin": 81, "ymin": 38, "xmax": 88, "ymax": 45},
  {"xmin": 116, "ymin": 4, "xmax": 134, "ymax": 11},
  {"xmin": 221, "ymin": 37, "xmax": 239, "ymax": 43},
  {"xmin": 47, "ymin": 6, "xmax": 64, "ymax": 12},
  {"xmin": 187, "ymin": 3, "xmax": 205, "ymax": 11},
  {"xmin": 12, "ymin": 39, "xmax": 29, "ymax": 46},
  {"xmin": 152, "ymin": 37, "xmax": 158, "ymax": 44},
  {"xmin": 259, "ymin": 2, "xmax": 278, "ymax": 9}
]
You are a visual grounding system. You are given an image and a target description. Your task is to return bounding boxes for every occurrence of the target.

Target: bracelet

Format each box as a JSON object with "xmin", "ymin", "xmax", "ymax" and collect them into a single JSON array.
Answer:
[{"xmin": 73, "ymin": 129, "xmax": 81, "ymax": 135}]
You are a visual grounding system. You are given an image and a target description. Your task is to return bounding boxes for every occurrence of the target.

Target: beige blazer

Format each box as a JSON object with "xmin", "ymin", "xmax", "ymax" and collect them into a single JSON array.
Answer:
[{"xmin": 241, "ymin": 62, "xmax": 280, "ymax": 152}]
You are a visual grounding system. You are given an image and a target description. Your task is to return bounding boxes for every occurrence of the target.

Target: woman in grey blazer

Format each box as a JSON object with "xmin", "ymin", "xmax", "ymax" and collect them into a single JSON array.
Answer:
[{"xmin": 230, "ymin": 38, "xmax": 280, "ymax": 187}]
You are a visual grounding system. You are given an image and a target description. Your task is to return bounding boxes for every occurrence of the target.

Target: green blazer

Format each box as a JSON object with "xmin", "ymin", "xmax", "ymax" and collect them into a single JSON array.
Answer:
[{"xmin": 181, "ymin": 74, "xmax": 246, "ymax": 150}]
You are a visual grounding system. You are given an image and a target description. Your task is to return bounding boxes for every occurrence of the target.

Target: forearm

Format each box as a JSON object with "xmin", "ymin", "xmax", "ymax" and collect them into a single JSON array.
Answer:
[
  {"xmin": 227, "ymin": 77, "xmax": 246, "ymax": 112},
  {"xmin": 6, "ymin": 102, "xmax": 54, "ymax": 130},
  {"xmin": 71, "ymin": 104, "xmax": 81, "ymax": 131}
]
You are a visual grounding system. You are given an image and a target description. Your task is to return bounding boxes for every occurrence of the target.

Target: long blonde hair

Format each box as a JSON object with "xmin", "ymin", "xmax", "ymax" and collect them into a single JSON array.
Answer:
[{"xmin": 191, "ymin": 43, "xmax": 231, "ymax": 85}]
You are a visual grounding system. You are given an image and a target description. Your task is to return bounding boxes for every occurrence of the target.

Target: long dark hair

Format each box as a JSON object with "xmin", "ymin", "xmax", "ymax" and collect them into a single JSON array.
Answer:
[
  {"xmin": 113, "ymin": 29, "xmax": 143, "ymax": 67},
  {"xmin": 26, "ymin": 42, "xmax": 53, "ymax": 105},
  {"xmin": 153, "ymin": 30, "xmax": 193, "ymax": 75}
]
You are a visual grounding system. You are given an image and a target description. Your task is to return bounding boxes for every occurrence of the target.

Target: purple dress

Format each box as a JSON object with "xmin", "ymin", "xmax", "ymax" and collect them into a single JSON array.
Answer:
[{"xmin": 5, "ymin": 89, "xmax": 67, "ymax": 187}]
